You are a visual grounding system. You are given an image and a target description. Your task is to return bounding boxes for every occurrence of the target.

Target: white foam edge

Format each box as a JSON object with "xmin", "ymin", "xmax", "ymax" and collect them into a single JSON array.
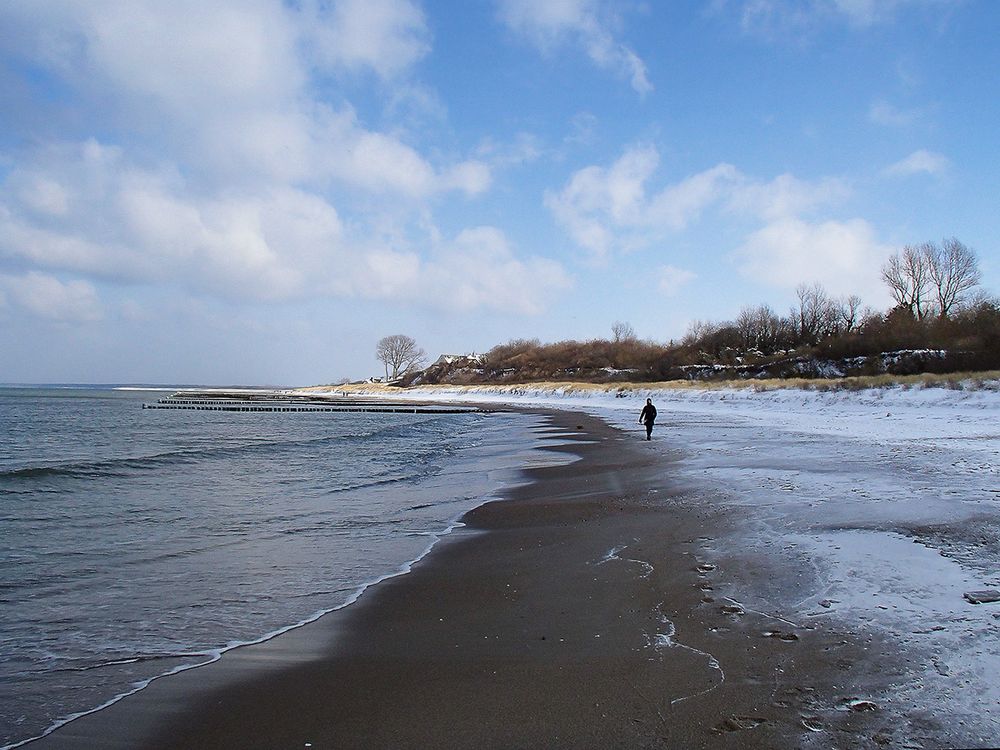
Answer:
[
  {"xmin": 2, "ymin": 514, "xmax": 477, "ymax": 750},
  {"xmin": 4, "ymin": 404, "xmax": 580, "ymax": 748}
]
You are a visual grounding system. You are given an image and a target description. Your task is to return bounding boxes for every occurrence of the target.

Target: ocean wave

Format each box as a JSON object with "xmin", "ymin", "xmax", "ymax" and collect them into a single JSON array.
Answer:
[
  {"xmin": 0, "ymin": 431, "xmax": 432, "ymax": 484},
  {"xmin": 0, "ymin": 406, "xmax": 502, "ymax": 749},
  {"xmin": 0, "ymin": 412, "xmax": 464, "ymax": 484},
  {"xmin": 0, "ymin": 515, "xmax": 465, "ymax": 750},
  {"xmin": 25, "ymin": 650, "xmax": 214, "ymax": 677}
]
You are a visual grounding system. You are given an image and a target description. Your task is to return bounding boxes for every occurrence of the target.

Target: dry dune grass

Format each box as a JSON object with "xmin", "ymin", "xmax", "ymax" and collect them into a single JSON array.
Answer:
[{"xmin": 300, "ymin": 371, "xmax": 1000, "ymax": 396}]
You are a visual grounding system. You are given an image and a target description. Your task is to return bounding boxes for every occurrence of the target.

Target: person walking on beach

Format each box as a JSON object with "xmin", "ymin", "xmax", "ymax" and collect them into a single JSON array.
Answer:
[{"xmin": 639, "ymin": 398, "xmax": 657, "ymax": 441}]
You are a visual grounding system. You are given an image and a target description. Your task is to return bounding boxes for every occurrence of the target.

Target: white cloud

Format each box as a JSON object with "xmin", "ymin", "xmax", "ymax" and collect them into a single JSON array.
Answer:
[
  {"xmin": 869, "ymin": 99, "xmax": 921, "ymax": 127},
  {"xmin": 344, "ymin": 226, "xmax": 572, "ymax": 314},
  {"xmin": 52, "ymin": 1, "xmax": 303, "ymax": 113},
  {"xmin": 0, "ymin": 271, "xmax": 103, "ymax": 322},
  {"xmin": 0, "ymin": 145, "xmax": 338, "ymax": 300},
  {"xmin": 384, "ymin": 83, "xmax": 449, "ymax": 129},
  {"xmin": 648, "ymin": 164, "xmax": 743, "ymax": 229},
  {"xmin": 354, "ymin": 249, "xmax": 423, "ymax": 300},
  {"xmin": 0, "ymin": 142, "xmax": 563, "ymax": 313},
  {"xmin": 0, "ymin": 3, "xmax": 581, "ymax": 320},
  {"xmin": 299, "ymin": 0, "xmax": 431, "ymax": 79},
  {"xmin": 0, "ymin": 141, "xmax": 334, "ymax": 299},
  {"xmin": 565, "ymin": 112, "xmax": 599, "ymax": 147},
  {"xmin": 497, "ymin": 0, "xmax": 652, "ymax": 95},
  {"xmin": 729, "ymin": 0, "xmax": 944, "ymax": 36},
  {"xmin": 317, "ymin": 109, "xmax": 462, "ymax": 196},
  {"xmin": 657, "ymin": 265, "xmax": 697, "ymax": 296},
  {"xmin": 547, "ymin": 145, "xmax": 849, "ymax": 259},
  {"xmin": 727, "ymin": 173, "xmax": 850, "ymax": 220},
  {"xmin": 421, "ymin": 227, "xmax": 573, "ymax": 314},
  {"xmin": 829, "ymin": 0, "xmax": 950, "ymax": 27},
  {"xmin": 546, "ymin": 145, "xmax": 740, "ymax": 258},
  {"xmin": 0, "ymin": 1, "xmax": 484, "ymax": 198},
  {"xmin": 16, "ymin": 176, "xmax": 70, "ymax": 217},
  {"xmin": 883, "ymin": 149, "xmax": 951, "ymax": 177},
  {"xmin": 476, "ymin": 133, "xmax": 544, "ymax": 168},
  {"xmin": 732, "ymin": 0, "xmax": 809, "ymax": 36},
  {"xmin": 732, "ymin": 217, "xmax": 894, "ymax": 300},
  {"xmin": 548, "ymin": 144, "xmax": 893, "ymax": 300},
  {"xmin": 442, "ymin": 161, "xmax": 493, "ymax": 195}
]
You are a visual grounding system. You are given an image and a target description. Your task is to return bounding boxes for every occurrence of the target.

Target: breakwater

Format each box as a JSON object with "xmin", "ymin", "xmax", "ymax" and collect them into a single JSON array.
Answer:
[{"xmin": 142, "ymin": 390, "xmax": 487, "ymax": 414}]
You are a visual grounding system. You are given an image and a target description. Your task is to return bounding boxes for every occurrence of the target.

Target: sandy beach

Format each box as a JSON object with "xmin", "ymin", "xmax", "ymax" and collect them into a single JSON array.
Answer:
[{"xmin": 24, "ymin": 396, "xmax": 1000, "ymax": 749}]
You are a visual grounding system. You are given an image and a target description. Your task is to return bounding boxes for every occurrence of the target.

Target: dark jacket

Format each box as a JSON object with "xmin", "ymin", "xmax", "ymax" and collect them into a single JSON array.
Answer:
[{"xmin": 640, "ymin": 403, "xmax": 657, "ymax": 424}]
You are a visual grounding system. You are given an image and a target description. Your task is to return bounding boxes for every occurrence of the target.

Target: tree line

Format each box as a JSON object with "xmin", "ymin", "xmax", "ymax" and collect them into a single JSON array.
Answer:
[
  {"xmin": 379, "ymin": 238, "xmax": 998, "ymax": 384},
  {"xmin": 683, "ymin": 239, "xmax": 993, "ymax": 365}
]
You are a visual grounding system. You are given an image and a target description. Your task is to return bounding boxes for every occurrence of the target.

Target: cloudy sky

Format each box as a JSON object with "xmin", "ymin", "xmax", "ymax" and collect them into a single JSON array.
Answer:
[{"xmin": 1, "ymin": 0, "xmax": 997, "ymax": 385}]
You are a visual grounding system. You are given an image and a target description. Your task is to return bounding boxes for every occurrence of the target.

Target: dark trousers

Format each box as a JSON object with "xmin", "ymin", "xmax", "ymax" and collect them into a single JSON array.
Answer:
[{"xmin": 644, "ymin": 421, "xmax": 654, "ymax": 440}]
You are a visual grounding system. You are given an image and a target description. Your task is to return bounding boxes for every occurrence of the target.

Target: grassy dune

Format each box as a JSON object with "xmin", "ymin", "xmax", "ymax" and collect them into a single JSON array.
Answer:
[{"xmin": 299, "ymin": 370, "xmax": 1000, "ymax": 396}]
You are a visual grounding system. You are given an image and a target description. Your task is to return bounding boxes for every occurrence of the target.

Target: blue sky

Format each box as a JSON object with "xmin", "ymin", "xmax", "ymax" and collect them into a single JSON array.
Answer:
[{"xmin": 1, "ymin": 0, "xmax": 997, "ymax": 385}]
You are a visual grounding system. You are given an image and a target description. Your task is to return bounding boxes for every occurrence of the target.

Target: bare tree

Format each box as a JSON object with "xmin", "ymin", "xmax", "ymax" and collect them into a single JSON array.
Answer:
[
  {"xmin": 794, "ymin": 282, "xmax": 839, "ymax": 345},
  {"xmin": 735, "ymin": 304, "xmax": 784, "ymax": 354},
  {"xmin": 836, "ymin": 294, "xmax": 864, "ymax": 333},
  {"xmin": 682, "ymin": 319, "xmax": 719, "ymax": 348},
  {"xmin": 959, "ymin": 288, "xmax": 998, "ymax": 315},
  {"xmin": 927, "ymin": 237, "xmax": 981, "ymax": 318},
  {"xmin": 735, "ymin": 306, "xmax": 756, "ymax": 352},
  {"xmin": 376, "ymin": 335, "xmax": 426, "ymax": 380},
  {"xmin": 882, "ymin": 244, "xmax": 932, "ymax": 319},
  {"xmin": 754, "ymin": 304, "xmax": 784, "ymax": 353},
  {"xmin": 611, "ymin": 321, "xmax": 636, "ymax": 342},
  {"xmin": 882, "ymin": 239, "xmax": 981, "ymax": 319}
]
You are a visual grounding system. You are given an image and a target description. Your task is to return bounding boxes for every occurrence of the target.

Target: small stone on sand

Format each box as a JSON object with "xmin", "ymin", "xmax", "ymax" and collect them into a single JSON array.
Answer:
[{"xmin": 963, "ymin": 589, "xmax": 1000, "ymax": 604}]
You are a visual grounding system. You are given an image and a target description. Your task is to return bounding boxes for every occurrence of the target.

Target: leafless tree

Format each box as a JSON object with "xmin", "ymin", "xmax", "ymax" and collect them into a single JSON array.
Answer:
[
  {"xmin": 882, "ymin": 239, "xmax": 981, "ymax": 319},
  {"xmin": 611, "ymin": 321, "xmax": 636, "ymax": 342},
  {"xmin": 927, "ymin": 237, "xmax": 981, "ymax": 318},
  {"xmin": 882, "ymin": 244, "xmax": 932, "ymax": 319},
  {"xmin": 682, "ymin": 319, "xmax": 719, "ymax": 347},
  {"xmin": 376, "ymin": 334, "xmax": 426, "ymax": 380},
  {"xmin": 735, "ymin": 304, "xmax": 784, "ymax": 354},
  {"xmin": 794, "ymin": 282, "xmax": 839, "ymax": 344},
  {"xmin": 735, "ymin": 307, "xmax": 755, "ymax": 351},
  {"xmin": 836, "ymin": 294, "xmax": 864, "ymax": 333},
  {"xmin": 734, "ymin": 307, "xmax": 756, "ymax": 351},
  {"xmin": 959, "ymin": 288, "xmax": 998, "ymax": 315}
]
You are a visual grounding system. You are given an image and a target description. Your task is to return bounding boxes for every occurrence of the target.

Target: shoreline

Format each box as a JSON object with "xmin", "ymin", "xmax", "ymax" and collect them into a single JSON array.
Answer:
[
  {"xmin": 7, "ymin": 510, "xmax": 476, "ymax": 750},
  {"xmin": 25, "ymin": 407, "xmax": 896, "ymax": 749},
  {"xmin": 5, "ymin": 406, "xmax": 550, "ymax": 750},
  {"xmin": 22, "ymin": 402, "xmax": 998, "ymax": 747}
]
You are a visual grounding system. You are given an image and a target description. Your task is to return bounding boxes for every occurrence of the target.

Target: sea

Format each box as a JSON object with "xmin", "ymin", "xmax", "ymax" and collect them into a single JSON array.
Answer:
[{"xmin": 0, "ymin": 385, "xmax": 553, "ymax": 748}]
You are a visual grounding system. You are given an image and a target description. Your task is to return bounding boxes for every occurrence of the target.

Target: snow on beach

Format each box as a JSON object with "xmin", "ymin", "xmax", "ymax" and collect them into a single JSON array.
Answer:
[{"xmin": 308, "ymin": 381, "xmax": 1000, "ymax": 741}]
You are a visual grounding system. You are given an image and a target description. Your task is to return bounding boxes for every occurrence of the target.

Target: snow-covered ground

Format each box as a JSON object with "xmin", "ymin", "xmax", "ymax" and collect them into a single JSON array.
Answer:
[{"xmin": 311, "ymin": 382, "xmax": 1000, "ymax": 742}]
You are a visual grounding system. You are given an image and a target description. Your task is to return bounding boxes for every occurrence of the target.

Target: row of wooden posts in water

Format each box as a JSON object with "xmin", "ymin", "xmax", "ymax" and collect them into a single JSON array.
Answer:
[{"xmin": 142, "ymin": 391, "xmax": 486, "ymax": 414}]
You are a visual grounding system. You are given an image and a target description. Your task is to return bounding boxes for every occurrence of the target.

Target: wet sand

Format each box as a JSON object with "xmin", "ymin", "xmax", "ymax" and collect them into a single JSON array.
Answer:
[{"xmin": 31, "ymin": 409, "xmax": 925, "ymax": 748}]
